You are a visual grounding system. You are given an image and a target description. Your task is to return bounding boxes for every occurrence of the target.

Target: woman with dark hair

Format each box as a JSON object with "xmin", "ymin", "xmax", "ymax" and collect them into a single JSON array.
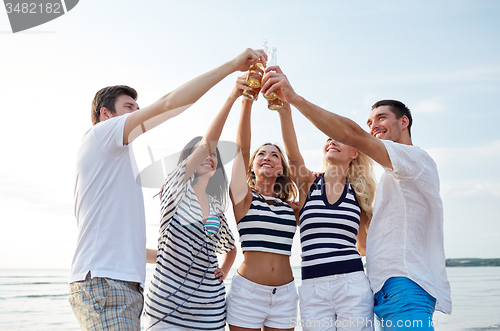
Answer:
[
  {"xmin": 143, "ymin": 77, "xmax": 249, "ymax": 331},
  {"xmin": 226, "ymin": 83, "xmax": 299, "ymax": 331}
]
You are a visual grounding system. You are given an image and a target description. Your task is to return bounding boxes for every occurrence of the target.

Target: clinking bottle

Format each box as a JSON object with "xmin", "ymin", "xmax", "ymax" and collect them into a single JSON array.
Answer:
[
  {"xmin": 243, "ymin": 39, "xmax": 268, "ymax": 101},
  {"xmin": 264, "ymin": 47, "xmax": 283, "ymax": 110}
]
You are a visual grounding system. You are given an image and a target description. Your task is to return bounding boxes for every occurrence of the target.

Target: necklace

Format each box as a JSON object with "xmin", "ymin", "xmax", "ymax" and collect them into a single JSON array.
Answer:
[{"xmin": 252, "ymin": 189, "xmax": 281, "ymax": 205}]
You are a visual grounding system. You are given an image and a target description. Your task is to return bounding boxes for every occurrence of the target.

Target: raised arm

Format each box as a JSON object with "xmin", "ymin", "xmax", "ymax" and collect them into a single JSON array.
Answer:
[
  {"xmin": 123, "ymin": 48, "xmax": 267, "ymax": 145},
  {"xmin": 277, "ymin": 103, "xmax": 315, "ymax": 208},
  {"xmin": 261, "ymin": 66, "xmax": 392, "ymax": 169},
  {"xmin": 183, "ymin": 77, "xmax": 246, "ymax": 181},
  {"xmin": 229, "ymin": 87, "xmax": 254, "ymax": 220}
]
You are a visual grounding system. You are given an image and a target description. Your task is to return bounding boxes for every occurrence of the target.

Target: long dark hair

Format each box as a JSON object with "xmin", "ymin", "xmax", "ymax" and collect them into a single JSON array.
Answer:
[{"xmin": 178, "ymin": 136, "xmax": 229, "ymax": 211}]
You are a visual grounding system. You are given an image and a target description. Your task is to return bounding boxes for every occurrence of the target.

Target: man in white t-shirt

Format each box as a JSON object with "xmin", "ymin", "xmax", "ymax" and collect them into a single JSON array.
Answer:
[
  {"xmin": 69, "ymin": 48, "xmax": 267, "ymax": 331},
  {"xmin": 261, "ymin": 68, "xmax": 452, "ymax": 330}
]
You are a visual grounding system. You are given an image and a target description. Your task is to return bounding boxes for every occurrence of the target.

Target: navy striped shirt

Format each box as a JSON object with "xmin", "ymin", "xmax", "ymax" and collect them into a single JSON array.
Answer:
[
  {"xmin": 144, "ymin": 159, "xmax": 235, "ymax": 330},
  {"xmin": 238, "ymin": 191, "xmax": 296, "ymax": 256},
  {"xmin": 299, "ymin": 175, "xmax": 363, "ymax": 280}
]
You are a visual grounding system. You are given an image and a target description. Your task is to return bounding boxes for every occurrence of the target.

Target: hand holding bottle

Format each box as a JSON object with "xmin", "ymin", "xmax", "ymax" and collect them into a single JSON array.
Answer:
[
  {"xmin": 231, "ymin": 74, "xmax": 252, "ymax": 100},
  {"xmin": 262, "ymin": 47, "xmax": 283, "ymax": 110},
  {"xmin": 243, "ymin": 40, "xmax": 268, "ymax": 101},
  {"xmin": 230, "ymin": 48, "xmax": 268, "ymax": 73},
  {"xmin": 261, "ymin": 66, "xmax": 300, "ymax": 105}
]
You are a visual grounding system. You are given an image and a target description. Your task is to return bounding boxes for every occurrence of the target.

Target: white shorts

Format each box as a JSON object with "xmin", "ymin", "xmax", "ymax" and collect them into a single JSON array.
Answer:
[
  {"xmin": 143, "ymin": 314, "xmax": 224, "ymax": 331},
  {"xmin": 297, "ymin": 271, "xmax": 374, "ymax": 331},
  {"xmin": 226, "ymin": 272, "xmax": 298, "ymax": 329}
]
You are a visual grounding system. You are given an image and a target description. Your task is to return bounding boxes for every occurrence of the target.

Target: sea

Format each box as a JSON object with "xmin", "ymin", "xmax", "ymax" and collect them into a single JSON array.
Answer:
[{"xmin": 0, "ymin": 266, "xmax": 499, "ymax": 331}]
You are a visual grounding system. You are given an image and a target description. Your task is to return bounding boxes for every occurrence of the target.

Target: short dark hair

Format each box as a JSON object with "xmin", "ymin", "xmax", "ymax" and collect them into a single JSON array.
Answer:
[
  {"xmin": 91, "ymin": 85, "xmax": 138, "ymax": 125},
  {"xmin": 372, "ymin": 100, "xmax": 413, "ymax": 137}
]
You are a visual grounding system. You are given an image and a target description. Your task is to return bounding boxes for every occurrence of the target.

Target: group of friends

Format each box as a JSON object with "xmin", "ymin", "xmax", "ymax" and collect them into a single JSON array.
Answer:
[{"xmin": 69, "ymin": 48, "xmax": 452, "ymax": 331}]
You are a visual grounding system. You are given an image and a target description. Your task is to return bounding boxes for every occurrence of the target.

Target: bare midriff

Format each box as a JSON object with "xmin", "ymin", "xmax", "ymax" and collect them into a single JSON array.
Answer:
[{"xmin": 237, "ymin": 251, "xmax": 294, "ymax": 286}]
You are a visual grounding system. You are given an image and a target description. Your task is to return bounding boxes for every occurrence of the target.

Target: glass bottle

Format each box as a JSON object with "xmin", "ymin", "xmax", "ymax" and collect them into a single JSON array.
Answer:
[
  {"xmin": 264, "ymin": 47, "xmax": 283, "ymax": 110},
  {"xmin": 243, "ymin": 40, "xmax": 268, "ymax": 101}
]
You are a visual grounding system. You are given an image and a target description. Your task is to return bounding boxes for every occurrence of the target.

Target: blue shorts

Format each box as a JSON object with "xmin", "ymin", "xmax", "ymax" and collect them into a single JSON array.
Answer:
[{"xmin": 374, "ymin": 277, "xmax": 436, "ymax": 331}]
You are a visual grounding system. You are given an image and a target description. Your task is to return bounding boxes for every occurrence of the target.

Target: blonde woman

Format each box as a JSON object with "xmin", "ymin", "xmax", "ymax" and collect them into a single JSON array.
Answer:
[
  {"xmin": 226, "ymin": 77, "xmax": 299, "ymax": 331},
  {"xmin": 277, "ymin": 102, "xmax": 377, "ymax": 331}
]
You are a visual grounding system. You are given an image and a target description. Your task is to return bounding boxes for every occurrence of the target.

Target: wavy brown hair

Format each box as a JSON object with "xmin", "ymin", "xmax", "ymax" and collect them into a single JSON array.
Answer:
[{"xmin": 247, "ymin": 143, "xmax": 297, "ymax": 203}]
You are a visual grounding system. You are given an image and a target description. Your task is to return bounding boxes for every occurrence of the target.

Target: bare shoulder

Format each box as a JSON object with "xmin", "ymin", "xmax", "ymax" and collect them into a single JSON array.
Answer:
[{"xmin": 286, "ymin": 201, "xmax": 300, "ymax": 213}]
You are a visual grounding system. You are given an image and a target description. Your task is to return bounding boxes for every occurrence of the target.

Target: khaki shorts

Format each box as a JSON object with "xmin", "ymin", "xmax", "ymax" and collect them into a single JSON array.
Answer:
[{"xmin": 69, "ymin": 272, "xmax": 144, "ymax": 331}]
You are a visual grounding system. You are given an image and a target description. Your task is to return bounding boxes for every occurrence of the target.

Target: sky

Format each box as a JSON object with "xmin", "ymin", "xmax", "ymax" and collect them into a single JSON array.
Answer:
[{"xmin": 0, "ymin": 0, "xmax": 499, "ymax": 270}]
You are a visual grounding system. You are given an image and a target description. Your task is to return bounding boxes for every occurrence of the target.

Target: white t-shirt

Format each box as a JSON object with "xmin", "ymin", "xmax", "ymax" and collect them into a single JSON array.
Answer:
[
  {"xmin": 70, "ymin": 113, "xmax": 146, "ymax": 287},
  {"xmin": 366, "ymin": 140, "xmax": 452, "ymax": 314}
]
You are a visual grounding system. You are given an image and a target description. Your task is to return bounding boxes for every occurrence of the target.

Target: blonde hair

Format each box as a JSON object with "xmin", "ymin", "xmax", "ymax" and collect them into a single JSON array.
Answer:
[
  {"xmin": 322, "ymin": 152, "xmax": 376, "ymax": 230},
  {"xmin": 247, "ymin": 143, "xmax": 297, "ymax": 203},
  {"xmin": 347, "ymin": 153, "xmax": 376, "ymax": 229}
]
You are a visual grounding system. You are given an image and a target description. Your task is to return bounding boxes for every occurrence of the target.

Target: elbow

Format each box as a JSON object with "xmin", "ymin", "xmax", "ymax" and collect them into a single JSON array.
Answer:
[
  {"xmin": 356, "ymin": 241, "xmax": 366, "ymax": 256},
  {"xmin": 161, "ymin": 97, "xmax": 174, "ymax": 113},
  {"xmin": 237, "ymin": 142, "xmax": 251, "ymax": 156}
]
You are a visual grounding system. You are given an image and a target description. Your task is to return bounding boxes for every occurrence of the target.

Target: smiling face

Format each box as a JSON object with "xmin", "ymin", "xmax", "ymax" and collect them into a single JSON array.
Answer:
[
  {"xmin": 99, "ymin": 93, "xmax": 140, "ymax": 122},
  {"xmin": 91, "ymin": 85, "xmax": 138, "ymax": 125},
  {"xmin": 196, "ymin": 149, "xmax": 218, "ymax": 178},
  {"xmin": 367, "ymin": 105, "xmax": 406, "ymax": 143},
  {"xmin": 323, "ymin": 137, "xmax": 359, "ymax": 167},
  {"xmin": 251, "ymin": 144, "xmax": 284, "ymax": 178},
  {"xmin": 110, "ymin": 94, "xmax": 140, "ymax": 117}
]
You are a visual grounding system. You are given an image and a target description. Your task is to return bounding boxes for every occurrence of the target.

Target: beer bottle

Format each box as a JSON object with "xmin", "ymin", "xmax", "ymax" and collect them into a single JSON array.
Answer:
[
  {"xmin": 243, "ymin": 39, "xmax": 268, "ymax": 101},
  {"xmin": 264, "ymin": 47, "xmax": 283, "ymax": 110}
]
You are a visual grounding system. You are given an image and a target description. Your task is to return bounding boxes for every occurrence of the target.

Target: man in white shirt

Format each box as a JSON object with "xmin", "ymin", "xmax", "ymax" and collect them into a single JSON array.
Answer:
[
  {"xmin": 261, "ymin": 68, "xmax": 451, "ymax": 330},
  {"xmin": 69, "ymin": 48, "xmax": 267, "ymax": 331}
]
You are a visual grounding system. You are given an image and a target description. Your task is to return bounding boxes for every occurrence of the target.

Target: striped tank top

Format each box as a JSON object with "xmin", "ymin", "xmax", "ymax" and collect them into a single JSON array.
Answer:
[
  {"xmin": 299, "ymin": 174, "xmax": 364, "ymax": 280},
  {"xmin": 237, "ymin": 191, "xmax": 297, "ymax": 256}
]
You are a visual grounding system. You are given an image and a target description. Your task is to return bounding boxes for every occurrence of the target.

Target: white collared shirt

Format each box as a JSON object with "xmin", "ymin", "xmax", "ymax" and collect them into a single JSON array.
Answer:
[{"xmin": 366, "ymin": 140, "xmax": 452, "ymax": 314}]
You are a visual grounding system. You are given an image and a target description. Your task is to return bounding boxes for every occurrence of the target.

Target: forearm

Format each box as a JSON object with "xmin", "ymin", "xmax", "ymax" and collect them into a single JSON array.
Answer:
[
  {"xmin": 161, "ymin": 61, "xmax": 237, "ymax": 114},
  {"xmin": 124, "ymin": 63, "xmax": 236, "ymax": 144},
  {"xmin": 236, "ymin": 98, "xmax": 253, "ymax": 156},
  {"xmin": 220, "ymin": 248, "xmax": 237, "ymax": 275},
  {"xmin": 203, "ymin": 94, "xmax": 239, "ymax": 151},
  {"xmin": 291, "ymin": 96, "xmax": 367, "ymax": 148},
  {"xmin": 146, "ymin": 248, "xmax": 157, "ymax": 264},
  {"xmin": 185, "ymin": 93, "xmax": 238, "ymax": 180},
  {"xmin": 278, "ymin": 107, "xmax": 304, "ymax": 165}
]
